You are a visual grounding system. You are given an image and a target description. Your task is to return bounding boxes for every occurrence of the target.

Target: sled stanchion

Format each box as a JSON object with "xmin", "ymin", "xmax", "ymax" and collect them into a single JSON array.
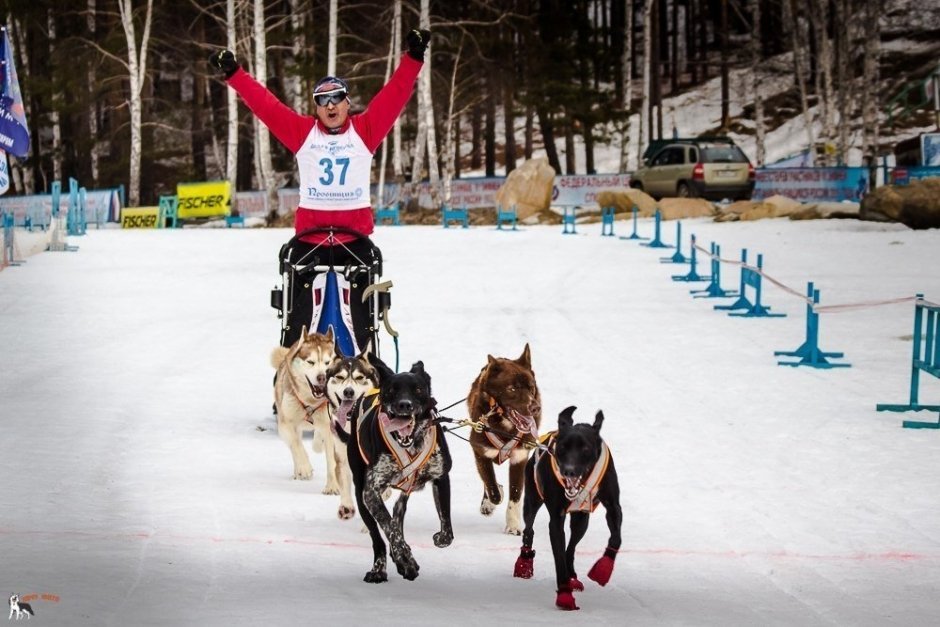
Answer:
[
  {"xmin": 775, "ymin": 282, "xmax": 849, "ymax": 368},
  {"xmin": 714, "ymin": 249, "xmax": 754, "ymax": 312},
  {"xmin": 562, "ymin": 206, "xmax": 577, "ymax": 235},
  {"xmin": 601, "ymin": 207, "xmax": 616, "ymax": 236},
  {"xmin": 877, "ymin": 295, "xmax": 940, "ymax": 428},
  {"xmin": 640, "ymin": 209, "xmax": 670, "ymax": 248},
  {"xmin": 660, "ymin": 221, "xmax": 687, "ymax": 263},
  {"xmin": 375, "ymin": 202, "xmax": 401, "ymax": 226},
  {"xmin": 671, "ymin": 234, "xmax": 708, "ymax": 282},
  {"xmin": 619, "ymin": 206, "xmax": 648, "ymax": 241},
  {"xmin": 692, "ymin": 243, "xmax": 738, "ymax": 299},
  {"xmin": 496, "ymin": 204, "xmax": 518, "ymax": 231},
  {"xmin": 727, "ymin": 253, "xmax": 786, "ymax": 318},
  {"xmin": 159, "ymin": 195, "xmax": 179, "ymax": 228},
  {"xmin": 442, "ymin": 205, "xmax": 469, "ymax": 228}
]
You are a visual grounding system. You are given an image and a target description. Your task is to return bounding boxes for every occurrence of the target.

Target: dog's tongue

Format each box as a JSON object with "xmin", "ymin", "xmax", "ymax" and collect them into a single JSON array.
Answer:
[
  {"xmin": 334, "ymin": 400, "xmax": 355, "ymax": 432},
  {"xmin": 509, "ymin": 409, "xmax": 538, "ymax": 439},
  {"xmin": 379, "ymin": 412, "xmax": 414, "ymax": 437}
]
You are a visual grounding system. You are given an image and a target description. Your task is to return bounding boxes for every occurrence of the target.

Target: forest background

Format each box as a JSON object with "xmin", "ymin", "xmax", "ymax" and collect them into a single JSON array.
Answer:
[{"xmin": 0, "ymin": 0, "xmax": 937, "ymax": 211}]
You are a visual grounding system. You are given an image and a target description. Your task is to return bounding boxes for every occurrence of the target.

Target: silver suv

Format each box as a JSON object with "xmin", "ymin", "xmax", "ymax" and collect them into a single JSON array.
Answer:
[{"xmin": 631, "ymin": 139, "xmax": 755, "ymax": 201}]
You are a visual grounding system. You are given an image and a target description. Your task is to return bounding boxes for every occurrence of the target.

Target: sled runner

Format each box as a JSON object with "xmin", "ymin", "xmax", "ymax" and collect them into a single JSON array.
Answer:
[{"xmin": 271, "ymin": 227, "xmax": 397, "ymax": 362}]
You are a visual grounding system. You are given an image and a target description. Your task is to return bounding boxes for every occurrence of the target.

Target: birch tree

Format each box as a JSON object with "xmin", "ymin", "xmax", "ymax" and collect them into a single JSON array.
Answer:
[
  {"xmin": 87, "ymin": 0, "xmax": 99, "ymax": 186},
  {"xmin": 411, "ymin": 0, "xmax": 439, "ymax": 206},
  {"xmin": 787, "ymin": 0, "xmax": 816, "ymax": 164},
  {"xmin": 638, "ymin": 0, "xmax": 653, "ymax": 165},
  {"xmin": 47, "ymin": 9, "xmax": 62, "ymax": 184},
  {"xmin": 376, "ymin": 0, "xmax": 402, "ymax": 209},
  {"xmin": 252, "ymin": 0, "xmax": 277, "ymax": 206},
  {"xmin": 328, "ymin": 0, "xmax": 337, "ymax": 76},
  {"xmin": 118, "ymin": 0, "xmax": 153, "ymax": 207},
  {"xmin": 285, "ymin": 0, "xmax": 305, "ymax": 112},
  {"xmin": 860, "ymin": 0, "xmax": 881, "ymax": 165},
  {"xmin": 808, "ymin": 0, "xmax": 834, "ymax": 163},
  {"xmin": 225, "ymin": 0, "xmax": 238, "ymax": 193},
  {"xmin": 749, "ymin": 0, "xmax": 766, "ymax": 166}
]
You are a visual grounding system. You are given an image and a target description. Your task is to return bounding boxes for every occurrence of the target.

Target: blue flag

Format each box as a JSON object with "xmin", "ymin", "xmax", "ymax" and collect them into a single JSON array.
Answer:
[{"xmin": 0, "ymin": 27, "xmax": 29, "ymax": 158}]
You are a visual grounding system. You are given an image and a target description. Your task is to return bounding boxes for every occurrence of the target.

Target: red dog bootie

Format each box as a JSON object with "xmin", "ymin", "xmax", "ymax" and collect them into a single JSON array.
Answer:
[
  {"xmin": 587, "ymin": 547, "xmax": 618, "ymax": 586},
  {"xmin": 569, "ymin": 576, "xmax": 584, "ymax": 591},
  {"xmin": 555, "ymin": 584, "xmax": 580, "ymax": 611},
  {"xmin": 513, "ymin": 547, "xmax": 535, "ymax": 579}
]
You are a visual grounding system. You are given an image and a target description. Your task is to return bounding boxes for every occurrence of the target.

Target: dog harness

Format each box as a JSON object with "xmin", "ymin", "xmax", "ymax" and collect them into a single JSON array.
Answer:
[
  {"xmin": 481, "ymin": 397, "xmax": 532, "ymax": 464},
  {"xmin": 357, "ymin": 390, "xmax": 438, "ymax": 494},
  {"xmin": 533, "ymin": 432, "xmax": 611, "ymax": 514}
]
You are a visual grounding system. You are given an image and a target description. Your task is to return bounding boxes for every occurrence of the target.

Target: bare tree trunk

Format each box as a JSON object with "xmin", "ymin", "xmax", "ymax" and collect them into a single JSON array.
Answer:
[
  {"xmin": 471, "ymin": 103, "xmax": 482, "ymax": 168},
  {"xmin": 328, "ymin": 0, "xmax": 337, "ymax": 76},
  {"xmin": 286, "ymin": 0, "xmax": 304, "ymax": 112},
  {"xmin": 861, "ymin": 0, "xmax": 881, "ymax": 165},
  {"xmin": 252, "ymin": 0, "xmax": 277, "ymax": 207},
  {"xmin": 118, "ymin": 0, "xmax": 153, "ymax": 207},
  {"xmin": 47, "ymin": 9, "xmax": 62, "ymax": 184},
  {"xmin": 537, "ymin": 106, "xmax": 561, "ymax": 173},
  {"xmin": 809, "ymin": 0, "xmax": 834, "ymax": 164},
  {"xmin": 226, "ymin": 0, "xmax": 238, "ymax": 195},
  {"xmin": 484, "ymin": 92, "xmax": 495, "ymax": 176},
  {"xmin": 87, "ymin": 0, "xmax": 99, "ymax": 186},
  {"xmin": 835, "ymin": 0, "xmax": 852, "ymax": 165},
  {"xmin": 719, "ymin": 0, "xmax": 730, "ymax": 131},
  {"xmin": 788, "ymin": 0, "xmax": 816, "ymax": 163},
  {"xmin": 639, "ymin": 0, "xmax": 653, "ymax": 164},
  {"xmin": 420, "ymin": 0, "xmax": 439, "ymax": 198},
  {"xmin": 524, "ymin": 104, "xmax": 534, "ymax": 160},
  {"xmin": 564, "ymin": 114, "xmax": 576, "ymax": 174},
  {"xmin": 750, "ymin": 0, "xmax": 766, "ymax": 165},
  {"xmin": 623, "ymin": 0, "xmax": 633, "ymax": 108},
  {"xmin": 441, "ymin": 41, "xmax": 463, "ymax": 206},
  {"xmin": 391, "ymin": 9, "xmax": 403, "ymax": 181},
  {"xmin": 377, "ymin": 0, "xmax": 402, "ymax": 207}
]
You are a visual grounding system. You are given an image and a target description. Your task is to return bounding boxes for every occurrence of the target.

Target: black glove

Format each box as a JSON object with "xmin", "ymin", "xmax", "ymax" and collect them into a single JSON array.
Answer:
[
  {"xmin": 208, "ymin": 49, "xmax": 239, "ymax": 79},
  {"xmin": 405, "ymin": 29, "xmax": 431, "ymax": 62}
]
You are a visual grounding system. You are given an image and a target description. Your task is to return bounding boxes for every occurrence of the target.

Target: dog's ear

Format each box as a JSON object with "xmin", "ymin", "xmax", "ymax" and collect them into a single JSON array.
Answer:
[
  {"xmin": 516, "ymin": 343, "xmax": 532, "ymax": 369},
  {"xmin": 593, "ymin": 410, "xmax": 604, "ymax": 433},
  {"xmin": 368, "ymin": 351, "xmax": 395, "ymax": 382},
  {"xmin": 558, "ymin": 405, "xmax": 576, "ymax": 431},
  {"xmin": 324, "ymin": 325, "xmax": 335, "ymax": 342},
  {"xmin": 358, "ymin": 340, "xmax": 372, "ymax": 359},
  {"xmin": 300, "ymin": 325, "xmax": 309, "ymax": 341},
  {"xmin": 410, "ymin": 360, "xmax": 432, "ymax": 391}
]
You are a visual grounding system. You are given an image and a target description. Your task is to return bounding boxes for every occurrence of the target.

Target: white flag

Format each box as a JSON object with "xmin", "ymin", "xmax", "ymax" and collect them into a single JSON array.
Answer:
[{"xmin": 0, "ymin": 149, "xmax": 9, "ymax": 195}]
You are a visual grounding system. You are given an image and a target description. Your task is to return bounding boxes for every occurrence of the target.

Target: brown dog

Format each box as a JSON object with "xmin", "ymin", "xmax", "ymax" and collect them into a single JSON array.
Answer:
[{"xmin": 467, "ymin": 344, "xmax": 541, "ymax": 534}]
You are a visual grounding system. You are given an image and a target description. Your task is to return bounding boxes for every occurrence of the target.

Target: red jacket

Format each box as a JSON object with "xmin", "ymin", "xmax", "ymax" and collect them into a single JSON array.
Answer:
[{"xmin": 228, "ymin": 55, "xmax": 422, "ymax": 244}]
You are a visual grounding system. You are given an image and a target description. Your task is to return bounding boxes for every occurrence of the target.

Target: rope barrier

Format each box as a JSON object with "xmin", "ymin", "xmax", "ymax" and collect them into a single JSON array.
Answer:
[{"xmin": 691, "ymin": 240, "xmax": 925, "ymax": 313}]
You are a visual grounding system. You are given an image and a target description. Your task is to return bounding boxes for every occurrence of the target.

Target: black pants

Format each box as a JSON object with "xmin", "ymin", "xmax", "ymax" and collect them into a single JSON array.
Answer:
[{"xmin": 281, "ymin": 237, "xmax": 378, "ymax": 351}]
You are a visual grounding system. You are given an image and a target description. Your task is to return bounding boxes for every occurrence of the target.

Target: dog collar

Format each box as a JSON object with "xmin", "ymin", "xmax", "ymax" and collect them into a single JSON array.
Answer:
[{"xmin": 484, "ymin": 429, "xmax": 523, "ymax": 464}]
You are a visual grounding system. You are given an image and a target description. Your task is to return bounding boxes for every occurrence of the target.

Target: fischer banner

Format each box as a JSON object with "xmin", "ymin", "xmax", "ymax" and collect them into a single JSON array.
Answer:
[{"xmin": 176, "ymin": 181, "xmax": 231, "ymax": 219}]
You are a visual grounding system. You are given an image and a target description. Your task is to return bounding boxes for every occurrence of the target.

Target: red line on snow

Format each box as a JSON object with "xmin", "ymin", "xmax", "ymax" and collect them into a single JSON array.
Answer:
[{"xmin": 0, "ymin": 527, "xmax": 933, "ymax": 562}]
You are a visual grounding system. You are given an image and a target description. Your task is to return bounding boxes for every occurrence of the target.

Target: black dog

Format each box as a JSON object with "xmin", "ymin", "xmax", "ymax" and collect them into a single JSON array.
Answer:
[
  {"xmin": 345, "ymin": 356, "xmax": 454, "ymax": 583},
  {"xmin": 513, "ymin": 406, "xmax": 622, "ymax": 610}
]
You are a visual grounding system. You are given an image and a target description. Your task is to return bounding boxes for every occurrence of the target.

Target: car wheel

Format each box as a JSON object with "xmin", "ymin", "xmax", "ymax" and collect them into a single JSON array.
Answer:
[{"xmin": 677, "ymin": 182, "xmax": 695, "ymax": 198}]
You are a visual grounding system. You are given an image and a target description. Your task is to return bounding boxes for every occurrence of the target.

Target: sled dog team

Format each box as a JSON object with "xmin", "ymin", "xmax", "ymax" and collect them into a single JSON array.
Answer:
[{"xmin": 271, "ymin": 327, "xmax": 622, "ymax": 611}]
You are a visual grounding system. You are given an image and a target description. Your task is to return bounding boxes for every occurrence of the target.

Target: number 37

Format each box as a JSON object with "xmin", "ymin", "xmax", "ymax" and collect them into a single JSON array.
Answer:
[{"xmin": 319, "ymin": 157, "xmax": 350, "ymax": 185}]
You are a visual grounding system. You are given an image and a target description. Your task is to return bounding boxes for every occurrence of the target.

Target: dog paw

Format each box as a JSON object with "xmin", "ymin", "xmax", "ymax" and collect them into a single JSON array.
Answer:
[
  {"xmin": 504, "ymin": 524, "xmax": 522, "ymax": 536},
  {"xmin": 293, "ymin": 466, "xmax": 313, "ymax": 480},
  {"xmin": 433, "ymin": 530, "xmax": 453, "ymax": 548},
  {"xmin": 322, "ymin": 482, "xmax": 341, "ymax": 495},
  {"xmin": 338, "ymin": 505, "xmax": 356, "ymax": 520},
  {"xmin": 391, "ymin": 547, "xmax": 420, "ymax": 581},
  {"xmin": 569, "ymin": 576, "xmax": 584, "ymax": 591},
  {"xmin": 363, "ymin": 570, "xmax": 388, "ymax": 584},
  {"xmin": 555, "ymin": 585, "xmax": 580, "ymax": 611}
]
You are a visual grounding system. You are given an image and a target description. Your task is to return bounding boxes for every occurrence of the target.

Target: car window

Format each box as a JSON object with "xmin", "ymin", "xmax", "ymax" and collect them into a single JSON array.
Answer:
[
  {"xmin": 701, "ymin": 146, "xmax": 748, "ymax": 163},
  {"xmin": 651, "ymin": 149, "xmax": 671, "ymax": 166},
  {"xmin": 689, "ymin": 147, "xmax": 699, "ymax": 163}
]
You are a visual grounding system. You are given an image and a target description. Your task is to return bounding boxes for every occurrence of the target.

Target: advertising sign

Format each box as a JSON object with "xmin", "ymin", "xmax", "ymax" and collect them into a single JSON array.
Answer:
[
  {"xmin": 121, "ymin": 207, "xmax": 160, "ymax": 229},
  {"xmin": 921, "ymin": 133, "xmax": 940, "ymax": 167},
  {"xmin": 176, "ymin": 180, "xmax": 231, "ymax": 219},
  {"xmin": 752, "ymin": 167, "xmax": 869, "ymax": 202},
  {"xmin": 551, "ymin": 174, "xmax": 633, "ymax": 207}
]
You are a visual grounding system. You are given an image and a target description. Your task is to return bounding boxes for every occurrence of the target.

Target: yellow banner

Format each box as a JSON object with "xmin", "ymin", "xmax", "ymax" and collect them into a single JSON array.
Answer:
[
  {"xmin": 176, "ymin": 180, "xmax": 231, "ymax": 219},
  {"xmin": 121, "ymin": 207, "xmax": 160, "ymax": 229}
]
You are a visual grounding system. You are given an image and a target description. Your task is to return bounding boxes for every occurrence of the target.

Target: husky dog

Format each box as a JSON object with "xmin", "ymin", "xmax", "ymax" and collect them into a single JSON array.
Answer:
[
  {"xmin": 325, "ymin": 343, "xmax": 379, "ymax": 520},
  {"xmin": 467, "ymin": 345, "xmax": 542, "ymax": 535},
  {"xmin": 9, "ymin": 594, "xmax": 34, "ymax": 620},
  {"xmin": 513, "ymin": 406, "xmax": 622, "ymax": 611},
  {"xmin": 271, "ymin": 326, "xmax": 340, "ymax": 488},
  {"xmin": 347, "ymin": 356, "xmax": 453, "ymax": 583}
]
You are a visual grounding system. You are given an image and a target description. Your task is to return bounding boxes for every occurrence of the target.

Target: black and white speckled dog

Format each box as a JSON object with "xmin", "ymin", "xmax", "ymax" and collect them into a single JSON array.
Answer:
[{"xmin": 346, "ymin": 356, "xmax": 454, "ymax": 583}]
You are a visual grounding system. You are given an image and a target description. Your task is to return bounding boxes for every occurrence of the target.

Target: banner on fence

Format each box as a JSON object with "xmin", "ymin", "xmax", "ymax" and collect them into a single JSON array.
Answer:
[
  {"xmin": 890, "ymin": 166, "xmax": 940, "ymax": 185},
  {"xmin": 121, "ymin": 207, "xmax": 160, "ymax": 229},
  {"xmin": 177, "ymin": 180, "xmax": 231, "ymax": 219},
  {"xmin": 552, "ymin": 174, "xmax": 633, "ymax": 207},
  {"xmin": 234, "ymin": 191, "xmax": 268, "ymax": 218},
  {"xmin": 752, "ymin": 167, "xmax": 869, "ymax": 202}
]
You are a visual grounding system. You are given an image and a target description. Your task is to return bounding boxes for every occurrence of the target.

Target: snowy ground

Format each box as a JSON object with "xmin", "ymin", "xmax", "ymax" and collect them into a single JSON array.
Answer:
[{"xmin": 2, "ymin": 218, "xmax": 940, "ymax": 626}]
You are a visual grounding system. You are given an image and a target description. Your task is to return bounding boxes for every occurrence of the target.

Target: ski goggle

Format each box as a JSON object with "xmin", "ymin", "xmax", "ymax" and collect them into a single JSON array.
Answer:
[{"xmin": 314, "ymin": 88, "xmax": 348, "ymax": 107}]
